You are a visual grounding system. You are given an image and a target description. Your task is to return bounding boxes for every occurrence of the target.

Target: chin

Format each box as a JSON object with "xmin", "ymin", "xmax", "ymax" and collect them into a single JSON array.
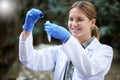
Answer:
[
  {"xmin": 72, "ymin": 34, "xmax": 80, "ymax": 38},
  {"xmin": 71, "ymin": 31, "xmax": 81, "ymax": 38}
]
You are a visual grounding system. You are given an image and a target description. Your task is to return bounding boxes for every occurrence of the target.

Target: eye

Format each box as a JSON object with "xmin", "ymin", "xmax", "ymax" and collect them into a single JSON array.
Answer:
[
  {"xmin": 78, "ymin": 17, "xmax": 84, "ymax": 21},
  {"xmin": 69, "ymin": 17, "xmax": 73, "ymax": 21}
]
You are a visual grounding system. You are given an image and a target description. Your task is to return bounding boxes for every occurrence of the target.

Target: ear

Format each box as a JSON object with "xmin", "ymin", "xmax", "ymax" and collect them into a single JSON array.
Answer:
[{"xmin": 91, "ymin": 18, "xmax": 96, "ymax": 26}]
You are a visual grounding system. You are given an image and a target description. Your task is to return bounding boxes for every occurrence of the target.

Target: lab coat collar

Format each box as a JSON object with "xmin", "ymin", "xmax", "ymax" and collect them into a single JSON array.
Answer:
[
  {"xmin": 85, "ymin": 37, "xmax": 101, "ymax": 51},
  {"xmin": 82, "ymin": 36, "xmax": 95, "ymax": 48}
]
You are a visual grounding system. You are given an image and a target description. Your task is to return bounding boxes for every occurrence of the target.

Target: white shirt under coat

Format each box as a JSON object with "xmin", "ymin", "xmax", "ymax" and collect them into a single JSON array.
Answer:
[{"xmin": 19, "ymin": 32, "xmax": 113, "ymax": 80}]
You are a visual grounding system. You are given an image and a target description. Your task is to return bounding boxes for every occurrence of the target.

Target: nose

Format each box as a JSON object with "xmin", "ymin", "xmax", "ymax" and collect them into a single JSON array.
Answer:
[{"xmin": 72, "ymin": 20, "xmax": 78, "ymax": 27}]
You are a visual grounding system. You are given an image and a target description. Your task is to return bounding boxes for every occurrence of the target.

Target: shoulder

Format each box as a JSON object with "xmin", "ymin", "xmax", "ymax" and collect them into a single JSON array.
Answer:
[
  {"xmin": 94, "ymin": 41, "xmax": 113, "ymax": 57},
  {"xmin": 91, "ymin": 38, "xmax": 113, "ymax": 49},
  {"xmin": 90, "ymin": 38, "xmax": 113, "ymax": 54},
  {"xmin": 101, "ymin": 44, "xmax": 113, "ymax": 49},
  {"xmin": 99, "ymin": 43, "xmax": 113, "ymax": 53}
]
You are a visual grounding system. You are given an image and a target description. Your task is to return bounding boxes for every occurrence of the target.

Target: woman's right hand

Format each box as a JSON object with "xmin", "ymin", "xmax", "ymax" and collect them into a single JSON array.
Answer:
[
  {"xmin": 22, "ymin": 8, "xmax": 44, "ymax": 32},
  {"xmin": 22, "ymin": 8, "xmax": 44, "ymax": 41}
]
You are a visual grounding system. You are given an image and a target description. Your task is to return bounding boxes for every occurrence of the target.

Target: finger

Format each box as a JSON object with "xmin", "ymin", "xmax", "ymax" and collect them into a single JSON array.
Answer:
[
  {"xmin": 44, "ymin": 22, "xmax": 52, "ymax": 26},
  {"xmin": 44, "ymin": 29, "xmax": 52, "ymax": 35},
  {"xmin": 44, "ymin": 25, "xmax": 52, "ymax": 30},
  {"xmin": 31, "ymin": 8, "xmax": 44, "ymax": 18}
]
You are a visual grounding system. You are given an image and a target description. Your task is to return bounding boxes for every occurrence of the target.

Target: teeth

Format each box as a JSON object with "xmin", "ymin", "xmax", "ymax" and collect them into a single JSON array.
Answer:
[
  {"xmin": 72, "ymin": 28, "xmax": 80, "ymax": 32},
  {"xmin": 72, "ymin": 30, "xmax": 78, "ymax": 33}
]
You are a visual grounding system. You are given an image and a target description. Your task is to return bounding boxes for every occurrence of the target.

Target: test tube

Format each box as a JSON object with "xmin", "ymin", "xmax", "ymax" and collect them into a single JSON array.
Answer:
[{"xmin": 46, "ymin": 21, "xmax": 51, "ymax": 42}]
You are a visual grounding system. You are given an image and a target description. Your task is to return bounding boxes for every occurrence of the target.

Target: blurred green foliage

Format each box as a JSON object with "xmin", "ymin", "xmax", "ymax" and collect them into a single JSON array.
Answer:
[{"xmin": 93, "ymin": 0, "xmax": 120, "ymax": 51}]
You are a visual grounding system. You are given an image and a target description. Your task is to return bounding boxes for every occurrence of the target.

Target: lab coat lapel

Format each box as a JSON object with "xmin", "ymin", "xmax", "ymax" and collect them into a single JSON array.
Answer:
[{"xmin": 85, "ymin": 38, "xmax": 101, "ymax": 57}]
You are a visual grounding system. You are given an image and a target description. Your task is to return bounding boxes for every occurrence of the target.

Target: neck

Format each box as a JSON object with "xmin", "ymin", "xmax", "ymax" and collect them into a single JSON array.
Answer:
[{"xmin": 77, "ymin": 35, "xmax": 91, "ymax": 44}]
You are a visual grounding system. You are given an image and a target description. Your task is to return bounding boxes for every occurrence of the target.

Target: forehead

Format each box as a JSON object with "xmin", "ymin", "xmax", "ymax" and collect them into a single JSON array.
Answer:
[{"xmin": 69, "ymin": 8, "xmax": 87, "ymax": 18}]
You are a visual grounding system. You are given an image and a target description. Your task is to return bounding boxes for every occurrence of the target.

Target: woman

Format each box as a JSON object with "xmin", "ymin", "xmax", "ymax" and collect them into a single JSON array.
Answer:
[{"xmin": 19, "ymin": 1, "xmax": 113, "ymax": 80}]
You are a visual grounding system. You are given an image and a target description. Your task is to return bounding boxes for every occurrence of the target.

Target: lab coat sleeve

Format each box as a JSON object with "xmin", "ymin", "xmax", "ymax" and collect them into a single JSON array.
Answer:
[
  {"xmin": 61, "ymin": 36, "xmax": 113, "ymax": 77},
  {"xmin": 19, "ymin": 32, "xmax": 58, "ymax": 72}
]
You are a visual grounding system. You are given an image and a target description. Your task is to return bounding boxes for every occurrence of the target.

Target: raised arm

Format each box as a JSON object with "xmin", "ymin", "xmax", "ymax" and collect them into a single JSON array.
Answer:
[{"xmin": 21, "ymin": 30, "xmax": 30, "ymax": 41}]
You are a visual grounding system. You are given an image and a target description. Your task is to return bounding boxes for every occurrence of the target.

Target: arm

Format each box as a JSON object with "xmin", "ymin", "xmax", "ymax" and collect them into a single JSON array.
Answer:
[
  {"xmin": 21, "ymin": 30, "xmax": 30, "ymax": 41},
  {"xmin": 19, "ymin": 8, "xmax": 56, "ymax": 71},
  {"xmin": 61, "ymin": 36, "xmax": 113, "ymax": 77},
  {"xmin": 19, "ymin": 31, "xmax": 58, "ymax": 71}
]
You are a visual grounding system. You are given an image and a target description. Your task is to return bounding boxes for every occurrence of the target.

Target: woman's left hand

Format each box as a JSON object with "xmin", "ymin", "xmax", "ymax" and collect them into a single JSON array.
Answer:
[{"xmin": 44, "ymin": 22, "xmax": 71, "ymax": 43}]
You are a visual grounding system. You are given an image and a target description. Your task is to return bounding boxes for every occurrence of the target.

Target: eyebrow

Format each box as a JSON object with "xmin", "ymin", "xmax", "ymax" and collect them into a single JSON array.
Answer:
[
  {"xmin": 69, "ymin": 16, "xmax": 83, "ymax": 18},
  {"xmin": 78, "ymin": 17, "xmax": 83, "ymax": 19}
]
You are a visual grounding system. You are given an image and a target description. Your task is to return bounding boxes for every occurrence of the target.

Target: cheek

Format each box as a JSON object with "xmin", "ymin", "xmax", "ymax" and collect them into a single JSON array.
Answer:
[{"xmin": 68, "ymin": 21, "xmax": 71, "ymax": 29}]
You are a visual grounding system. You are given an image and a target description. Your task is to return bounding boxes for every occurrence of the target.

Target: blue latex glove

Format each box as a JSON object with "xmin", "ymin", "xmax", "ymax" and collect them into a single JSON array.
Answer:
[
  {"xmin": 44, "ymin": 22, "xmax": 71, "ymax": 43},
  {"xmin": 23, "ymin": 8, "xmax": 44, "ymax": 32}
]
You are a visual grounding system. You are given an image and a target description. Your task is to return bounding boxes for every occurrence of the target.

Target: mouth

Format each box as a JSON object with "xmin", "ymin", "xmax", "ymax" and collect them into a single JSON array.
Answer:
[{"xmin": 71, "ymin": 28, "xmax": 81, "ymax": 33}]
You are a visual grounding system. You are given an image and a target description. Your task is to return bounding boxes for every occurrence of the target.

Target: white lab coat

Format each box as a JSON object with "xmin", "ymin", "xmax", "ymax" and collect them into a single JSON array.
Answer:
[{"xmin": 19, "ymin": 32, "xmax": 113, "ymax": 80}]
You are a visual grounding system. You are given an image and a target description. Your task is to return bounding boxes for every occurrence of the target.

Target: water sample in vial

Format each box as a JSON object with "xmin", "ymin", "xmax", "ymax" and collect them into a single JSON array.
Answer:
[{"xmin": 46, "ymin": 21, "xmax": 51, "ymax": 42}]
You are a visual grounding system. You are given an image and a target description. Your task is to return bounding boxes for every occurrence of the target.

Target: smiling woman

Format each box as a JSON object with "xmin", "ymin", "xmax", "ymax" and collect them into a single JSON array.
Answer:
[{"xmin": 0, "ymin": 0, "xmax": 17, "ymax": 19}]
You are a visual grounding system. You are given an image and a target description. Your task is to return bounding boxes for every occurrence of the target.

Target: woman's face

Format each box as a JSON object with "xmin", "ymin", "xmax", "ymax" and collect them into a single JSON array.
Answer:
[{"xmin": 68, "ymin": 8, "xmax": 95, "ymax": 42}]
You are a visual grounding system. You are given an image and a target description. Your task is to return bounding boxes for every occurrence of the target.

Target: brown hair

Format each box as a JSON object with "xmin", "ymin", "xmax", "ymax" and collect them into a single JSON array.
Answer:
[{"xmin": 70, "ymin": 1, "xmax": 99, "ymax": 39}]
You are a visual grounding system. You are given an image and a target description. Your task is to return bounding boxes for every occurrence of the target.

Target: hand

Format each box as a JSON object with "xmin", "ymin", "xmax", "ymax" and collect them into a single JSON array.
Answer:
[
  {"xmin": 23, "ymin": 8, "xmax": 44, "ymax": 32},
  {"xmin": 44, "ymin": 22, "xmax": 71, "ymax": 43}
]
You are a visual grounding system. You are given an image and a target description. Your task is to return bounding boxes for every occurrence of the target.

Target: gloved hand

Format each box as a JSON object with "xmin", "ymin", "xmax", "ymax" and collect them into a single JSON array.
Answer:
[
  {"xmin": 23, "ymin": 8, "xmax": 44, "ymax": 32},
  {"xmin": 44, "ymin": 22, "xmax": 71, "ymax": 43}
]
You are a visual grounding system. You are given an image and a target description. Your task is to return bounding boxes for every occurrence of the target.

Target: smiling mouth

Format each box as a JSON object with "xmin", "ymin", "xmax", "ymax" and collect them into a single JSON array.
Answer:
[{"xmin": 71, "ymin": 28, "xmax": 81, "ymax": 33}]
